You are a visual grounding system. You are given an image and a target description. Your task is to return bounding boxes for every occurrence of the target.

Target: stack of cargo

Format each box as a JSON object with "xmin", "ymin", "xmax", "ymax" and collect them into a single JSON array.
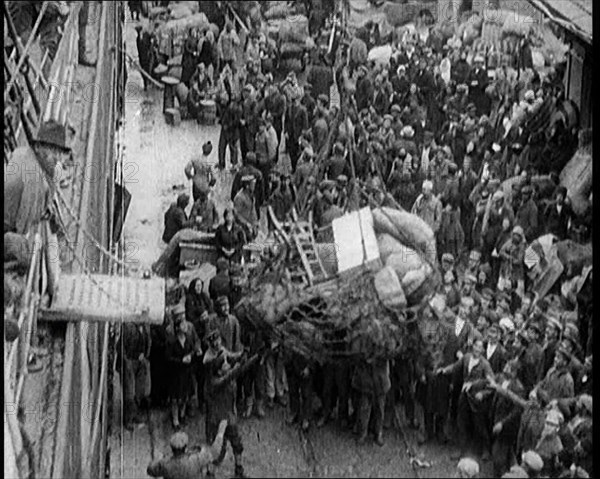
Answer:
[{"xmin": 235, "ymin": 205, "xmax": 440, "ymax": 364}]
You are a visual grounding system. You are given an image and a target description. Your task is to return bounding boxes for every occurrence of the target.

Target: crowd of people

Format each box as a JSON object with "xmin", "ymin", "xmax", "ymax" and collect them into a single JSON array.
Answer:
[{"xmin": 129, "ymin": 2, "xmax": 593, "ymax": 478}]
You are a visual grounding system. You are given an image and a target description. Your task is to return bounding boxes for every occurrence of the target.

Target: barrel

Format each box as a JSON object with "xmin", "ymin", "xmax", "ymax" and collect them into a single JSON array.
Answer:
[{"xmin": 199, "ymin": 99, "xmax": 217, "ymax": 125}]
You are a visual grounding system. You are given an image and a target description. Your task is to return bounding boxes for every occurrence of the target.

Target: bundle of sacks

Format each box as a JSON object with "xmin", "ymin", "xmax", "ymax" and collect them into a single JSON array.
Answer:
[{"xmin": 372, "ymin": 206, "xmax": 439, "ymax": 311}]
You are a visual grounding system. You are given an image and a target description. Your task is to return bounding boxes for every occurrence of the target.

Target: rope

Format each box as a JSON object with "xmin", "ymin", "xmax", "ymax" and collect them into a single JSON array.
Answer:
[{"xmin": 54, "ymin": 187, "xmax": 136, "ymax": 273}]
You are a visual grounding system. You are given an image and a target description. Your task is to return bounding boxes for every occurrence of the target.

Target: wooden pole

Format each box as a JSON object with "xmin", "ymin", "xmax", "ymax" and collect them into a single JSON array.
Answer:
[{"xmin": 4, "ymin": 1, "xmax": 49, "ymax": 101}]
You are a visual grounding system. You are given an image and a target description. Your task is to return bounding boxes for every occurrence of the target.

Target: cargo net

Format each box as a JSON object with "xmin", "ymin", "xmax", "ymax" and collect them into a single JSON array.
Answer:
[{"xmin": 236, "ymin": 248, "xmax": 424, "ymax": 364}]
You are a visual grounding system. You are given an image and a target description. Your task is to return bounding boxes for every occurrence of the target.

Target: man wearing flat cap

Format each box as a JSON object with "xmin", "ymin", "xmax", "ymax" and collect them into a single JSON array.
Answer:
[
  {"xmin": 517, "ymin": 322, "xmax": 545, "ymax": 395},
  {"xmin": 230, "ymin": 152, "xmax": 264, "ymax": 212},
  {"xmin": 147, "ymin": 421, "xmax": 229, "ymax": 479},
  {"xmin": 325, "ymin": 142, "xmax": 350, "ymax": 181},
  {"xmin": 533, "ymin": 344, "xmax": 574, "ymax": 402},
  {"xmin": 411, "ymin": 180, "xmax": 443, "ymax": 235}
]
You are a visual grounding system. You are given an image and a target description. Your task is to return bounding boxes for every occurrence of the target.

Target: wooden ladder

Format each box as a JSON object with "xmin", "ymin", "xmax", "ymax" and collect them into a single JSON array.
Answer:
[{"xmin": 291, "ymin": 214, "xmax": 329, "ymax": 287}]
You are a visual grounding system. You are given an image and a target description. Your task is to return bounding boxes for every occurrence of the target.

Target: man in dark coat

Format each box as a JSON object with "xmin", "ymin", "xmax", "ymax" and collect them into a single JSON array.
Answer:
[
  {"xmin": 437, "ymin": 338, "xmax": 494, "ymax": 459},
  {"xmin": 162, "ymin": 193, "xmax": 192, "ymax": 244},
  {"xmin": 489, "ymin": 360, "xmax": 526, "ymax": 477},
  {"xmin": 117, "ymin": 323, "xmax": 152, "ymax": 429},
  {"xmin": 354, "ymin": 65, "xmax": 373, "ymax": 112},
  {"xmin": 467, "ymin": 55, "xmax": 489, "ymax": 116},
  {"xmin": 147, "ymin": 424, "xmax": 228, "ymax": 479},
  {"xmin": 543, "ymin": 186, "xmax": 573, "ymax": 239},
  {"xmin": 230, "ymin": 153, "xmax": 264, "ymax": 216},
  {"xmin": 135, "ymin": 26, "xmax": 155, "ymax": 90},
  {"xmin": 239, "ymin": 85, "xmax": 259, "ymax": 162},
  {"xmin": 209, "ymin": 258, "xmax": 231, "ymax": 302},
  {"xmin": 352, "ymin": 353, "xmax": 390, "ymax": 446},
  {"xmin": 286, "ymin": 94, "xmax": 309, "ymax": 172},
  {"xmin": 516, "ymin": 326, "xmax": 544, "ymax": 395},
  {"xmin": 542, "ymin": 316, "xmax": 562, "ymax": 377},
  {"xmin": 485, "ymin": 323, "xmax": 507, "ymax": 374},
  {"xmin": 218, "ymin": 99, "xmax": 242, "ymax": 170},
  {"xmin": 515, "ymin": 185, "xmax": 538, "ymax": 242},
  {"xmin": 203, "ymin": 325, "xmax": 247, "ymax": 478}
]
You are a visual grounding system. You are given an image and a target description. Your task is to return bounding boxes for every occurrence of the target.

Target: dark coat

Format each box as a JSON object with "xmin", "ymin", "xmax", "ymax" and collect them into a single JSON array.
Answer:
[
  {"xmin": 491, "ymin": 378, "xmax": 525, "ymax": 439},
  {"xmin": 165, "ymin": 323, "xmax": 202, "ymax": 401},
  {"xmin": 543, "ymin": 201, "xmax": 573, "ymax": 239},
  {"xmin": 518, "ymin": 342, "xmax": 544, "ymax": 393},
  {"xmin": 351, "ymin": 358, "xmax": 391, "ymax": 396},
  {"xmin": 208, "ymin": 272, "xmax": 231, "ymax": 302},
  {"xmin": 485, "ymin": 342, "xmax": 507, "ymax": 374},
  {"xmin": 537, "ymin": 366, "xmax": 574, "ymax": 401},
  {"xmin": 287, "ymin": 103, "xmax": 309, "ymax": 141},
  {"xmin": 162, "ymin": 204, "xmax": 188, "ymax": 244}
]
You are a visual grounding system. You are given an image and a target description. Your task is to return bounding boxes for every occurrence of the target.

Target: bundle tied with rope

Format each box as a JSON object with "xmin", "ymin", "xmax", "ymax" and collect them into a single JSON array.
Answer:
[{"xmin": 235, "ymin": 203, "xmax": 441, "ymax": 364}]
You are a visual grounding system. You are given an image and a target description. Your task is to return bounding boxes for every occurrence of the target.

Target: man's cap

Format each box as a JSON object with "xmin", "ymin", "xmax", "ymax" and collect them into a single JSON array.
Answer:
[
  {"xmin": 401, "ymin": 125, "xmax": 415, "ymax": 138},
  {"xmin": 499, "ymin": 317, "xmax": 515, "ymax": 333},
  {"xmin": 336, "ymin": 174, "xmax": 348, "ymax": 184},
  {"xmin": 457, "ymin": 457, "xmax": 479, "ymax": 478},
  {"xmin": 319, "ymin": 179, "xmax": 336, "ymax": 191},
  {"xmin": 521, "ymin": 185, "xmax": 533, "ymax": 195},
  {"xmin": 441, "ymin": 253, "xmax": 455, "ymax": 264},
  {"xmin": 241, "ymin": 175, "xmax": 256, "ymax": 183},
  {"xmin": 170, "ymin": 432, "xmax": 189, "ymax": 450},
  {"xmin": 317, "ymin": 93, "xmax": 328, "ymax": 103},
  {"xmin": 202, "ymin": 141, "xmax": 213, "ymax": 155},
  {"xmin": 383, "ymin": 114, "xmax": 394, "ymax": 122},
  {"xmin": 488, "ymin": 322, "xmax": 501, "ymax": 333},
  {"xmin": 545, "ymin": 408, "xmax": 564, "ymax": 427},
  {"xmin": 216, "ymin": 295, "xmax": 229, "ymax": 305},
  {"xmin": 512, "ymin": 225, "xmax": 525, "ymax": 238},
  {"xmin": 422, "ymin": 180, "xmax": 434, "ymax": 191},
  {"xmin": 463, "ymin": 273, "xmax": 477, "ymax": 284},
  {"xmin": 467, "ymin": 102, "xmax": 477, "ymax": 111},
  {"xmin": 391, "ymin": 104, "xmax": 402, "ymax": 113},
  {"xmin": 447, "ymin": 162, "xmax": 458, "ymax": 173},
  {"xmin": 469, "ymin": 250, "xmax": 482, "ymax": 261},
  {"xmin": 474, "ymin": 54, "xmax": 484, "ymax": 63},
  {"xmin": 172, "ymin": 302, "xmax": 186, "ymax": 316},
  {"xmin": 481, "ymin": 288, "xmax": 494, "ymax": 300}
]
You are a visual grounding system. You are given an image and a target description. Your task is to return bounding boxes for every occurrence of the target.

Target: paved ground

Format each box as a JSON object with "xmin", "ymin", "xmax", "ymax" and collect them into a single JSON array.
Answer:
[{"xmin": 108, "ymin": 14, "xmax": 494, "ymax": 479}]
